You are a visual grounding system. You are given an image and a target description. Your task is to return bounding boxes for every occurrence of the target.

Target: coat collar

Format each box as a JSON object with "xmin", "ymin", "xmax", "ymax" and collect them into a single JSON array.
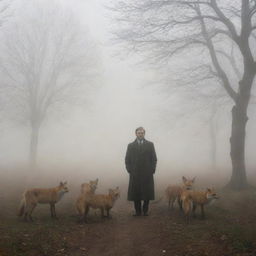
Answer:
[{"xmin": 133, "ymin": 138, "xmax": 148, "ymax": 144}]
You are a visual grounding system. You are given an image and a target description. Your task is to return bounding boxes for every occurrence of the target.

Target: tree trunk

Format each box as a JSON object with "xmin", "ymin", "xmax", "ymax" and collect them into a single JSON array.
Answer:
[
  {"xmin": 209, "ymin": 101, "xmax": 217, "ymax": 172},
  {"xmin": 227, "ymin": 61, "xmax": 255, "ymax": 190},
  {"xmin": 228, "ymin": 104, "xmax": 248, "ymax": 189},
  {"xmin": 29, "ymin": 123, "xmax": 40, "ymax": 170},
  {"xmin": 209, "ymin": 115, "xmax": 217, "ymax": 172}
]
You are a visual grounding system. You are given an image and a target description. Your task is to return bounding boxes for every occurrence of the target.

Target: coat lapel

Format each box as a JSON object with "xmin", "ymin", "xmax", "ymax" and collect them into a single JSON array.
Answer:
[
  {"xmin": 132, "ymin": 139, "xmax": 148, "ymax": 154},
  {"xmin": 132, "ymin": 139, "xmax": 139, "ymax": 153},
  {"xmin": 140, "ymin": 139, "xmax": 148, "ymax": 153}
]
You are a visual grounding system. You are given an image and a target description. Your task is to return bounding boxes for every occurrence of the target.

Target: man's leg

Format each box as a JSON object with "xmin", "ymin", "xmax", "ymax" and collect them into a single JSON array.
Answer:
[
  {"xmin": 133, "ymin": 200, "xmax": 142, "ymax": 216},
  {"xmin": 143, "ymin": 200, "xmax": 149, "ymax": 216}
]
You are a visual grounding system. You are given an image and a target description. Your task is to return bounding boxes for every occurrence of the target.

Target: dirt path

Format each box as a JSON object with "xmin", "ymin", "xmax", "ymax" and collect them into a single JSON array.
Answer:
[
  {"xmin": 58, "ymin": 202, "xmax": 229, "ymax": 256},
  {"xmin": 1, "ymin": 197, "xmax": 256, "ymax": 256}
]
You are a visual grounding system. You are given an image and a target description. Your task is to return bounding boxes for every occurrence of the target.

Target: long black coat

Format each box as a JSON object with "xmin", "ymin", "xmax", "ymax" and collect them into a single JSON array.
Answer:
[{"xmin": 125, "ymin": 139, "xmax": 157, "ymax": 201}]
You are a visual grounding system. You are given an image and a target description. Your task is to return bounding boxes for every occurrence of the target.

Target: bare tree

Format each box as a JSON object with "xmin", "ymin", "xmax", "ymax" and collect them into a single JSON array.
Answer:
[
  {"xmin": 0, "ymin": 1, "xmax": 99, "ymax": 169},
  {"xmin": 168, "ymin": 53, "xmax": 237, "ymax": 172},
  {"xmin": 0, "ymin": 0, "xmax": 13, "ymax": 118},
  {"xmin": 0, "ymin": 0, "xmax": 11, "ymax": 27},
  {"xmin": 109, "ymin": 0, "xmax": 256, "ymax": 189}
]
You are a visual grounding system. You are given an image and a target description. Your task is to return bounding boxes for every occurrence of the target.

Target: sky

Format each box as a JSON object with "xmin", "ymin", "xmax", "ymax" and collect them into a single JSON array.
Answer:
[{"xmin": 0, "ymin": 0, "xmax": 255, "ymax": 185}]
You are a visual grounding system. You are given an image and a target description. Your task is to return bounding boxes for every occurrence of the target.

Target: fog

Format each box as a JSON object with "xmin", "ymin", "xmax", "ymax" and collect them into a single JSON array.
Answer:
[{"xmin": 0, "ymin": 0, "xmax": 256, "ymax": 192}]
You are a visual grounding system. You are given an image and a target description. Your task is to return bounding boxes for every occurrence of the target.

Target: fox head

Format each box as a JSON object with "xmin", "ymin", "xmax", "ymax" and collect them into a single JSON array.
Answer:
[
  {"xmin": 182, "ymin": 176, "xmax": 196, "ymax": 190},
  {"xmin": 89, "ymin": 178, "xmax": 98, "ymax": 193},
  {"xmin": 109, "ymin": 186, "xmax": 120, "ymax": 201},
  {"xmin": 59, "ymin": 181, "xmax": 69, "ymax": 193},
  {"xmin": 206, "ymin": 188, "xmax": 219, "ymax": 200},
  {"xmin": 81, "ymin": 178, "xmax": 98, "ymax": 194}
]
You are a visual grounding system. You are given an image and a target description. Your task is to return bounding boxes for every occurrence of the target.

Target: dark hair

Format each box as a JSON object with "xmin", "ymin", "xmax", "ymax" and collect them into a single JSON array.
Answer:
[{"xmin": 135, "ymin": 127, "xmax": 145, "ymax": 133}]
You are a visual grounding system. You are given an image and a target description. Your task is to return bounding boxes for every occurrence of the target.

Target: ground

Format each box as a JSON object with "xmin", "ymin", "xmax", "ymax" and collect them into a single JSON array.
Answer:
[{"xmin": 0, "ymin": 182, "xmax": 256, "ymax": 256}]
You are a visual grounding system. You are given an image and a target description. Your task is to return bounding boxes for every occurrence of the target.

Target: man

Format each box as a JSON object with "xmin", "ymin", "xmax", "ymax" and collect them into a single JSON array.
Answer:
[{"xmin": 125, "ymin": 127, "xmax": 157, "ymax": 216}]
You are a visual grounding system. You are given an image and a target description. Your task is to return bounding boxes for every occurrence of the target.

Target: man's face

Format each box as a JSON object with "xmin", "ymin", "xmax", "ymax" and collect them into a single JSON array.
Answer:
[{"xmin": 136, "ymin": 129, "xmax": 145, "ymax": 140}]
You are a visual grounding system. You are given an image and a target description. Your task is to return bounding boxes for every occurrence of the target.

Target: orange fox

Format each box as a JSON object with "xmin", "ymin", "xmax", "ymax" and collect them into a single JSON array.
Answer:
[
  {"xmin": 165, "ymin": 176, "xmax": 195, "ymax": 209},
  {"xmin": 83, "ymin": 187, "xmax": 120, "ymax": 222},
  {"xmin": 76, "ymin": 178, "xmax": 98, "ymax": 218},
  {"xmin": 181, "ymin": 188, "xmax": 219, "ymax": 223},
  {"xmin": 18, "ymin": 181, "xmax": 69, "ymax": 221},
  {"xmin": 80, "ymin": 178, "xmax": 98, "ymax": 194}
]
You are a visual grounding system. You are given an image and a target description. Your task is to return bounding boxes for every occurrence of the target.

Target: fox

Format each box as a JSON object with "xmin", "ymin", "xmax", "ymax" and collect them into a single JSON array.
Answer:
[
  {"xmin": 165, "ymin": 176, "xmax": 196, "ymax": 210},
  {"xmin": 18, "ymin": 181, "xmax": 69, "ymax": 221},
  {"xmin": 82, "ymin": 187, "xmax": 120, "ymax": 222},
  {"xmin": 76, "ymin": 178, "xmax": 98, "ymax": 218},
  {"xmin": 80, "ymin": 178, "xmax": 98, "ymax": 194},
  {"xmin": 181, "ymin": 188, "xmax": 219, "ymax": 223}
]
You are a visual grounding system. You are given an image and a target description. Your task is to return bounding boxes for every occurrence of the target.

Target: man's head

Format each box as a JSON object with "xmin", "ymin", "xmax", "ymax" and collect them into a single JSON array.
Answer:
[{"xmin": 135, "ymin": 127, "xmax": 145, "ymax": 140}]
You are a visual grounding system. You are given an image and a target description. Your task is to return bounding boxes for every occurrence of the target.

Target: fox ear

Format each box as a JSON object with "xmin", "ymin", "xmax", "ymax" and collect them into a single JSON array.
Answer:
[
  {"xmin": 206, "ymin": 188, "xmax": 211, "ymax": 192},
  {"xmin": 182, "ymin": 176, "xmax": 187, "ymax": 182},
  {"xmin": 96, "ymin": 178, "xmax": 99, "ymax": 183},
  {"xmin": 192, "ymin": 176, "xmax": 196, "ymax": 182},
  {"xmin": 60, "ymin": 181, "xmax": 63, "ymax": 186},
  {"xmin": 64, "ymin": 181, "xmax": 67, "ymax": 185}
]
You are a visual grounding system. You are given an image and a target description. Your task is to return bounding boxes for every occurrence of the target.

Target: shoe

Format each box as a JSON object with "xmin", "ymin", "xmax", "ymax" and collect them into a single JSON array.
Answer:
[
  {"xmin": 143, "ymin": 212, "xmax": 149, "ymax": 216},
  {"xmin": 133, "ymin": 212, "xmax": 141, "ymax": 216}
]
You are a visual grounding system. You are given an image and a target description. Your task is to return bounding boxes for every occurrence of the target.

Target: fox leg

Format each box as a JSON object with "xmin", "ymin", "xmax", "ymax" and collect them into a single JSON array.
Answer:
[
  {"xmin": 24, "ymin": 205, "xmax": 31, "ymax": 222},
  {"xmin": 168, "ymin": 199, "xmax": 171, "ymax": 208},
  {"xmin": 83, "ymin": 204, "xmax": 89, "ymax": 223},
  {"xmin": 178, "ymin": 197, "xmax": 183, "ymax": 211},
  {"xmin": 184, "ymin": 207, "xmax": 189, "ymax": 224},
  {"xmin": 50, "ymin": 203, "xmax": 57, "ymax": 219},
  {"xmin": 200, "ymin": 204, "xmax": 205, "ymax": 219},
  {"xmin": 106, "ymin": 207, "xmax": 112, "ymax": 218},
  {"xmin": 170, "ymin": 197, "xmax": 176, "ymax": 209},
  {"xmin": 50, "ymin": 204, "xmax": 55, "ymax": 218},
  {"xmin": 192, "ymin": 203, "xmax": 197, "ymax": 218},
  {"xmin": 52, "ymin": 204, "xmax": 58, "ymax": 219},
  {"xmin": 23, "ymin": 204, "xmax": 28, "ymax": 221},
  {"xmin": 50, "ymin": 203, "xmax": 54, "ymax": 218},
  {"xmin": 22, "ymin": 198, "xmax": 30, "ymax": 221},
  {"xmin": 28, "ymin": 203, "xmax": 37, "ymax": 222},
  {"xmin": 172, "ymin": 198, "xmax": 176, "ymax": 209},
  {"xmin": 100, "ymin": 207, "xmax": 105, "ymax": 218},
  {"xmin": 76, "ymin": 200, "xmax": 84, "ymax": 221},
  {"xmin": 182, "ymin": 199, "xmax": 191, "ymax": 224},
  {"xmin": 77, "ymin": 207, "xmax": 84, "ymax": 223}
]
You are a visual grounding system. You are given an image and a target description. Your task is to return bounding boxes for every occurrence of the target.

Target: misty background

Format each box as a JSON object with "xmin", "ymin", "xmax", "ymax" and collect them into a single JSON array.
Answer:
[{"xmin": 0, "ymin": 0, "xmax": 255, "ymax": 191}]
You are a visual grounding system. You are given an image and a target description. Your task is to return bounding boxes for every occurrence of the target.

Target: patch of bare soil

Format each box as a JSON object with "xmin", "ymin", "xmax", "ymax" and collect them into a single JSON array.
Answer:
[{"xmin": 0, "ymin": 187, "xmax": 256, "ymax": 256}]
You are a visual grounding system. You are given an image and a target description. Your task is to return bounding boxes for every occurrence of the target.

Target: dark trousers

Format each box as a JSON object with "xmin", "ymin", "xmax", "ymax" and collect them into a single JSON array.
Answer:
[{"xmin": 134, "ymin": 200, "xmax": 149, "ymax": 214}]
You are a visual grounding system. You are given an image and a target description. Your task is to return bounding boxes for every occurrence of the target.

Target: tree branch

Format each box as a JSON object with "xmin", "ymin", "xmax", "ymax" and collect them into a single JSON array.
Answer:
[
  {"xmin": 196, "ymin": 4, "xmax": 237, "ymax": 101},
  {"xmin": 209, "ymin": 0, "xmax": 239, "ymax": 43}
]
